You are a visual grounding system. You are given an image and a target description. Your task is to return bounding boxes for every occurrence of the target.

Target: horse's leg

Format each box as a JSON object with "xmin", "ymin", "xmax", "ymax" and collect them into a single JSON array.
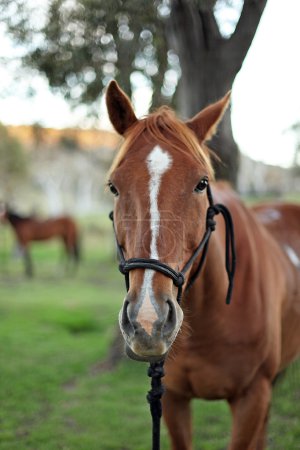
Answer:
[
  {"xmin": 162, "ymin": 389, "xmax": 192, "ymax": 450},
  {"xmin": 66, "ymin": 235, "xmax": 80, "ymax": 274},
  {"xmin": 228, "ymin": 375, "xmax": 272, "ymax": 450},
  {"xmin": 61, "ymin": 236, "xmax": 71, "ymax": 273},
  {"xmin": 255, "ymin": 405, "xmax": 270, "ymax": 450},
  {"xmin": 62, "ymin": 232, "xmax": 78, "ymax": 274},
  {"xmin": 22, "ymin": 246, "xmax": 33, "ymax": 277}
]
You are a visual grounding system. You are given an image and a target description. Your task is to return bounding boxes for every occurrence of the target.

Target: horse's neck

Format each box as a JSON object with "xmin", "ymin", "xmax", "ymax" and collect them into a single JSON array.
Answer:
[
  {"xmin": 182, "ymin": 202, "xmax": 287, "ymax": 336},
  {"xmin": 190, "ymin": 233, "xmax": 228, "ymax": 308},
  {"xmin": 183, "ymin": 199, "xmax": 254, "ymax": 324},
  {"xmin": 7, "ymin": 212, "xmax": 28, "ymax": 227},
  {"xmin": 7, "ymin": 213, "xmax": 18, "ymax": 226}
]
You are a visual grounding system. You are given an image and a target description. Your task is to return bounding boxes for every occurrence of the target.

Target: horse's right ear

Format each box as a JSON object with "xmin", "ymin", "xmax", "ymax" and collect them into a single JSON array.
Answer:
[{"xmin": 106, "ymin": 80, "xmax": 138, "ymax": 135}]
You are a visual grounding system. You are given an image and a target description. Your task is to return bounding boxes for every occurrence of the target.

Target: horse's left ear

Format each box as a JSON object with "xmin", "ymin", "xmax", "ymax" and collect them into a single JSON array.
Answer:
[
  {"xmin": 186, "ymin": 91, "xmax": 231, "ymax": 143},
  {"xmin": 106, "ymin": 80, "xmax": 138, "ymax": 135}
]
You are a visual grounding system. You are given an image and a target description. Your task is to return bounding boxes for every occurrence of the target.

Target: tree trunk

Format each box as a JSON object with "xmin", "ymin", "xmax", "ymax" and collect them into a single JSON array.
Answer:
[{"xmin": 167, "ymin": 0, "xmax": 267, "ymax": 186}]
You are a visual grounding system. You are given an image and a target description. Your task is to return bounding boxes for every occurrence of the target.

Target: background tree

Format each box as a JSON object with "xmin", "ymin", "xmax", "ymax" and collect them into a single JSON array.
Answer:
[
  {"xmin": 167, "ymin": 0, "xmax": 267, "ymax": 183},
  {"xmin": 288, "ymin": 123, "xmax": 300, "ymax": 177},
  {"xmin": 0, "ymin": 124, "xmax": 27, "ymax": 198},
  {"xmin": 1, "ymin": 0, "xmax": 267, "ymax": 185}
]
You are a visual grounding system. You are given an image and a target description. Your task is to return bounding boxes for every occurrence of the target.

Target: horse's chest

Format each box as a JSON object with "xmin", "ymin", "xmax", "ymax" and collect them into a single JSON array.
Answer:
[
  {"xmin": 186, "ymin": 359, "xmax": 240, "ymax": 399},
  {"xmin": 165, "ymin": 357, "xmax": 235, "ymax": 400},
  {"xmin": 166, "ymin": 341, "xmax": 261, "ymax": 400}
]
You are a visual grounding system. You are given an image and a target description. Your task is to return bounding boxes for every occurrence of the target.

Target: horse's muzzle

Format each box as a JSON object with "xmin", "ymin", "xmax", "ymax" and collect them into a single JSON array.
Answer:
[{"xmin": 119, "ymin": 295, "xmax": 183, "ymax": 362}]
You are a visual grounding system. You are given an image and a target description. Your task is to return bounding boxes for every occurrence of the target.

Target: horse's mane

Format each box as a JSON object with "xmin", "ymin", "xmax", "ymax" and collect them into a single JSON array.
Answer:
[
  {"xmin": 6, "ymin": 209, "xmax": 33, "ymax": 225},
  {"xmin": 109, "ymin": 106, "xmax": 214, "ymax": 178}
]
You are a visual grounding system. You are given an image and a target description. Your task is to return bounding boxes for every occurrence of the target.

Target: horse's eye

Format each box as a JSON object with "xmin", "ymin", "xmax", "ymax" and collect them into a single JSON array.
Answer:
[
  {"xmin": 194, "ymin": 177, "xmax": 208, "ymax": 193},
  {"xmin": 108, "ymin": 182, "xmax": 119, "ymax": 197}
]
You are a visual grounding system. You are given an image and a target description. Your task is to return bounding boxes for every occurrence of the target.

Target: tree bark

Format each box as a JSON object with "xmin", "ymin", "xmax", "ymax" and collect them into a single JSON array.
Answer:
[{"xmin": 167, "ymin": 0, "xmax": 267, "ymax": 186}]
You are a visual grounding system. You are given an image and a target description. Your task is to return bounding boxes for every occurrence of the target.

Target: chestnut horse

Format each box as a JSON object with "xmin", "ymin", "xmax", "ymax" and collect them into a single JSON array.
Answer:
[
  {"xmin": 106, "ymin": 80, "xmax": 300, "ymax": 450},
  {"xmin": 0, "ymin": 206, "xmax": 80, "ymax": 277}
]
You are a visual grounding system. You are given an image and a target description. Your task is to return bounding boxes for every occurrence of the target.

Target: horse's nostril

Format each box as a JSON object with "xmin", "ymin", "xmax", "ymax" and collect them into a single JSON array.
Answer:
[
  {"xmin": 121, "ymin": 300, "xmax": 135, "ymax": 335},
  {"xmin": 122, "ymin": 300, "xmax": 129, "ymax": 323},
  {"xmin": 167, "ymin": 300, "xmax": 174, "ymax": 321},
  {"xmin": 163, "ymin": 300, "xmax": 177, "ymax": 336}
]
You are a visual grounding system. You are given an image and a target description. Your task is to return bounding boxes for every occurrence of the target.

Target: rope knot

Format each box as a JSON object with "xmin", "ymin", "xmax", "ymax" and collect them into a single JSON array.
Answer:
[
  {"xmin": 146, "ymin": 385, "xmax": 165, "ymax": 404},
  {"xmin": 118, "ymin": 262, "xmax": 127, "ymax": 274},
  {"xmin": 147, "ymin": 362, "xmax": 165, "ymax": 378},
  {"xmin": 206, "ymin": 207, "xmax": 218, "ymax": 231},
  {"xmin": 147, "ymin": 361, "xmax": 165, "ymax": 425},
  {"xmin": 174, "ymin": 272, "xmax": 185, "ymax": 287}
]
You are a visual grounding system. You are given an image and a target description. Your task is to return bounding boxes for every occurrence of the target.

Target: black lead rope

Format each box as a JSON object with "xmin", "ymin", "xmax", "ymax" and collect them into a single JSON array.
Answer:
[
  {"xmin": 109, "ymin": 184, "xmax": 236, "ymax": 450},
  {"xmin": 147, "ymin": 361, "xmax": 165, "ymax": 450}
]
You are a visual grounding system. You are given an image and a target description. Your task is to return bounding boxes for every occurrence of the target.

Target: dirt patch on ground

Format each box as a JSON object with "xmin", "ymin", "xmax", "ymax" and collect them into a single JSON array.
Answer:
[{"xmin": 90, "ymin": 328, "xmax": 125, "ymax": 375}]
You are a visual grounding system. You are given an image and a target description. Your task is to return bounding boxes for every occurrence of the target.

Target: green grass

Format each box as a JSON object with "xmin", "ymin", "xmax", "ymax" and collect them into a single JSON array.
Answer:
[{"xmin": 0, "ymin": 215, "xmax": 300, "ymax": 449}]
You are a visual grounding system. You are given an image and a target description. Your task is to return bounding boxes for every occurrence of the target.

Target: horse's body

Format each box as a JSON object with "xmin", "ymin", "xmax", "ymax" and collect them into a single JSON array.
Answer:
[
  {"xmin": 2, "ymin": 209, "xmax": 80, "ymax": 276},
  {"xmin": 105, "ymin": 80, "xmax": 300, "ymax": 449},
  {"xmin": 163, "ymin": 189, "xmax": 300, "ymax": 449}
]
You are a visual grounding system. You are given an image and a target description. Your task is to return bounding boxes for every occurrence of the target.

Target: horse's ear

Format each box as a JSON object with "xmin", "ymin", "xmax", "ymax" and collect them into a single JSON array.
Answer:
[
  {"xmin": 186, "ymin": 92, "xmax": 231, "ymax": 143},
  {"xmin": 106, "ymin": 80, "xmax": 138, "ymax": 135}
]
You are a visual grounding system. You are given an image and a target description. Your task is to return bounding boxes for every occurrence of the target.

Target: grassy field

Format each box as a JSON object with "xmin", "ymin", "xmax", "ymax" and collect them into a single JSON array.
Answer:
[{"xmin": 0, "ymin": 213, "xmax": 300, "ymax": 450}]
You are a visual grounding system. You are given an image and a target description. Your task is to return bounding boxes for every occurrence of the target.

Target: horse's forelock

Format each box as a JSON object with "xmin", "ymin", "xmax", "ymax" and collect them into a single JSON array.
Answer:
[{"xmin": 108, "ymin": 107, "xmax": 215, "ymax": 179}]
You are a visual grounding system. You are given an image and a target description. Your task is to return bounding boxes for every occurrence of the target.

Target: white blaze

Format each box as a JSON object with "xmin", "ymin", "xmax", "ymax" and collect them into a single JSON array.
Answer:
[
  {"xmin": 136, "ymin": 145, "xmax": 172, "ymax": 334},
  {"xmin": 147, "ymin": 145, "xmax": 173, "ymax": 259}
]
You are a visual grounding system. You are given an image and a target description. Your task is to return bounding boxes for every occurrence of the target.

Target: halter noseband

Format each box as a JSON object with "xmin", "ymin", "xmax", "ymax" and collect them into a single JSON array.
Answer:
[{"xmin": 109, "ymin": 184, "xmax": 236, "ymax": 305}]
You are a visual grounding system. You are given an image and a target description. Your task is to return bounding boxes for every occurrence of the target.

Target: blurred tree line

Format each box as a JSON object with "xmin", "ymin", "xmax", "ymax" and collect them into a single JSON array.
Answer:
[
  {"xmin": 289, "ymin": 123, "xmax": 300, "ymax": 177},
  {"xmin": 0, "ymin": 124, "xmax": 27, "ymax": 198},
  {"xmin": 0, "ymin": 0, "xmax": 268, "ymax": 186}
]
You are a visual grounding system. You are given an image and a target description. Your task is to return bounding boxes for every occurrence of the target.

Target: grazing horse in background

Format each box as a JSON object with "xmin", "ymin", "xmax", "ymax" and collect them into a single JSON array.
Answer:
[
  {"xmin": 0, "ymin": 206, "xmax": 80, "ymax": 277},
  {"xmin": 105, "ymin": 80, "xmax": 300, "ymax": 450}
]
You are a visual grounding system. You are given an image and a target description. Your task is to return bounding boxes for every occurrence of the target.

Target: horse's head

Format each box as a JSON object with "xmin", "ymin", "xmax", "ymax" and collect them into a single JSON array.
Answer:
[{"xmin": 106, "ymin": 81, "xmax": 230, "ymax": 362}]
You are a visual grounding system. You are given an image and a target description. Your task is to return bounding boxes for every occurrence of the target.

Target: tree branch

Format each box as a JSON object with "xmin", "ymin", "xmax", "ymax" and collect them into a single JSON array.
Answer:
[
  {"xmin": 199, "ymin": 5, "xmax": 223, "ymax": 49},
  {"xmin": 228, "ymin": 0, "xmax": 268, "ymax": 66},
  {"xmin": 169, "ymin": 0, "xmax": 205, "ymax": 54}
]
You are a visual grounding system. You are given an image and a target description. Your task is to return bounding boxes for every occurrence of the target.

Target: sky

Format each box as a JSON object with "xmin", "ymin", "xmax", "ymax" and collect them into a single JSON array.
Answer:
[{"xmin": 0, "ymin": 0, "xmax": 300, "ymax": 168}]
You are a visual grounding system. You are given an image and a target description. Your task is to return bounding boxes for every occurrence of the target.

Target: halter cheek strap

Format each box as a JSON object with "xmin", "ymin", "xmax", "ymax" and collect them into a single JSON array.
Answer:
[{"xmin": 109, "ymin": 184, "xmax": 236, "ymax": 305}]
